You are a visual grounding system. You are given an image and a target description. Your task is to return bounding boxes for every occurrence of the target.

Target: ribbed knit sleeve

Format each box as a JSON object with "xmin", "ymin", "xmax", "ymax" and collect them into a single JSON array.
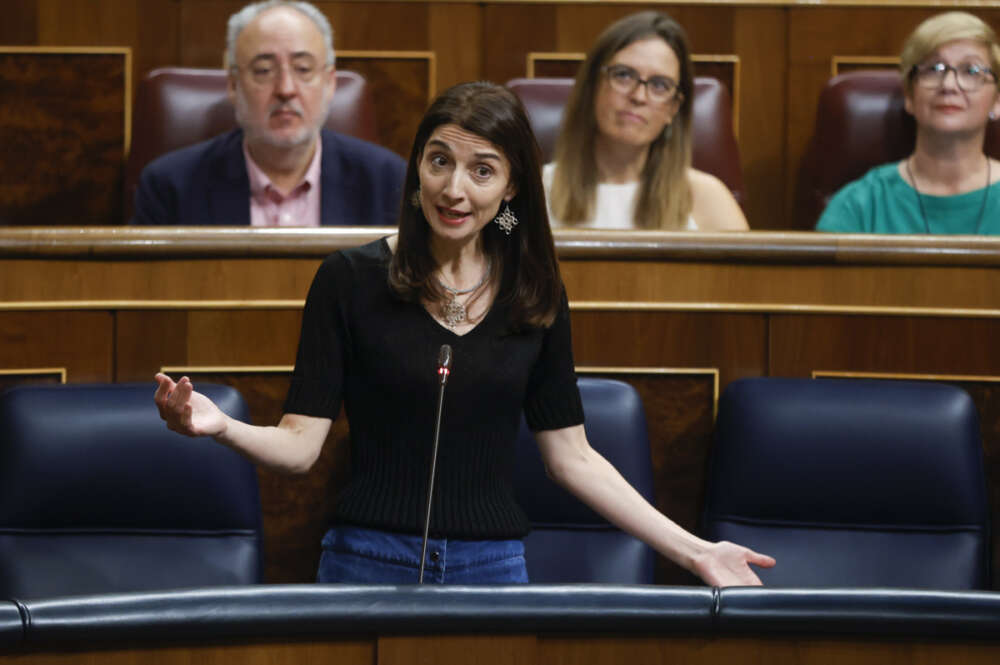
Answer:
[
  {"xmin": 523, "ymin": 290, "xmax": 584, "ymax": 432},
  {"xmin": 283, "ymin": 251, "xmax": 351, "ymax": 419}
]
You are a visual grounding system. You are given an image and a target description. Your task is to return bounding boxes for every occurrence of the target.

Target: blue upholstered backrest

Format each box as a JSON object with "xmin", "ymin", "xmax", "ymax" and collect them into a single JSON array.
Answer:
[
  {"xmin": 512, "ymin": 378, "xmax": 656, "ymax": 583},
  {"xmin": 0, "ymin": 383, "xmax": 263, "ymax": 599},
  {"xmin": 703, "ymin": 377, "xmax": 990, "ymax": 589}
]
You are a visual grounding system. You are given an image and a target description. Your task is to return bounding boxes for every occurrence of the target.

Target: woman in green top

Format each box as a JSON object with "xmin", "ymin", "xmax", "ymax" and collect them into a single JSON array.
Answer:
[{"xmin": 817, "ymin": 11, "xmax": 1000, "ymax": 235}]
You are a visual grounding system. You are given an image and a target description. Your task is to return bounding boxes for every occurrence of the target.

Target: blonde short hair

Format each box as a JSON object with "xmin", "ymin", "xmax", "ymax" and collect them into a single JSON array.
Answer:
[{"xmin": 900, "ymin": 12, "xmax": 1000, "ymax": 95}]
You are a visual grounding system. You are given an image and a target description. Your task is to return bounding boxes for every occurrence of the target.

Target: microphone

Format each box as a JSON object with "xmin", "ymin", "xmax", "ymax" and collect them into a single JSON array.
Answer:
[
  {"xmin": 437, "ymin": 344, "xmax": 452, "ymax": 385},
  {"xmin": 419, "ymin": 344, "xmax": 452, "ymax": 583}
]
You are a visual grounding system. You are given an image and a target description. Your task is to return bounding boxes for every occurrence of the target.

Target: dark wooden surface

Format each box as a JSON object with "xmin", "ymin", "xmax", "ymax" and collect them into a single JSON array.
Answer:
[
  {"xmin": 0, "ymin": 51, "xmax": 126, "ymax": 225},
  {"xmin": 4, "ymin": 633, "xmax": 1000, "ymax": 664}
]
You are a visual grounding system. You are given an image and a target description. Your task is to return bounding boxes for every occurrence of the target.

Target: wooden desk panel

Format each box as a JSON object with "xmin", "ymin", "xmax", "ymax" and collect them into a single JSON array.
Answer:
[
  {"xmin": 5, "ymin": 634, "xmax": 1000, "ymax": 664},
  {"xmin": 0, "ymin": 311, "xmax": 113, "ymax": 383},
  {"xmin": 3, "ymin": 228, "xmax": 1000, "ymax": 587}
]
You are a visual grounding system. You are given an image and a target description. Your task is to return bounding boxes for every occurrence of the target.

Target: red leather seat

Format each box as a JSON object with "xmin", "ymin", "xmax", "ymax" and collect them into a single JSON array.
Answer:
[
  {"xmin": 124, "ymin": 67, "xmax": 377, "ymax": 222},
  {"xmin": 794, "ymin": 70, "xmax": 1000, "ymax": 229},
  {"xmin": 506, "ymin": 76, "xmax": 745, "ymax": 206}
]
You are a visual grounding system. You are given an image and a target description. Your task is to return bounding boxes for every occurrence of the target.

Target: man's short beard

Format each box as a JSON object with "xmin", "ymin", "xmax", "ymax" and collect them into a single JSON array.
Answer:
[{"xmin": 233, "ymin": 86, "xmax": 333, "ymax": 150}]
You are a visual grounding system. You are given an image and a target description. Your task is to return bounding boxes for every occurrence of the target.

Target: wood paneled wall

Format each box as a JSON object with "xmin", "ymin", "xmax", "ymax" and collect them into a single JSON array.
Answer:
[{"xmin": 3, "ymin": 1, "xmax": 1000, "ymax": 229}]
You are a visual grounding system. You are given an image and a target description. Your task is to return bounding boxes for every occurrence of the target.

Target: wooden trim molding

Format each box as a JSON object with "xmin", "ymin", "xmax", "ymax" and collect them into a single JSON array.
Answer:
[
  {"xmin": 526, "ymin": 51, "xmax": 584, "ymax": 78},
  {"xmin": 570, "ymin": 302, "xmax": 1000, "ymax": 318},
  {"xmin": 577, "ymin": 365, "xmax": 720, "ymax": 417},
  {"xmin": 338, "ymin": 50, "xmax": 437, "ymax": 101},
  {"xmin": 832, "ymin": 55, "xmax": 900, "ymax": 78},
  {"xmin": 0, "ymin": 300, "xmax": 305, "ymax": 311},
  {"xmin": 697, "ymin": 55, "xmax": 740, "ymax": 140},
  {"xmin": 0, "ymin": 367, "xmax": 67, "ymax": 383},
  {"xmin": 161, "ymin": 365, "xmax": 295, "ymax": 375},
  {"xmin": 5, "ymin": 228, "xmax": 1000, "ymax": 265},
  {"xmin": 814, "ymin": 370, "xmax": 1000, "ymax": 383},
  {"xmin": 3, "ymin": 300, "xmax": 1000, "ymax": 319}
]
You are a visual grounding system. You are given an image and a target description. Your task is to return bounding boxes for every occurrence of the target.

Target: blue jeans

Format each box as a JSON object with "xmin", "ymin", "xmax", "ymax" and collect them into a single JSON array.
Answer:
[{"xmin": 317, "ymin": 525, "xmax": 529, "ymax": 584}]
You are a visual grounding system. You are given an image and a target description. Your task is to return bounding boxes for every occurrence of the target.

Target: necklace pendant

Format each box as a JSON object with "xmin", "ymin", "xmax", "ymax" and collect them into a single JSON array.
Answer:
[{"xmin": 442, "ymin": 297, "xmax": 467, "ymax": 328}]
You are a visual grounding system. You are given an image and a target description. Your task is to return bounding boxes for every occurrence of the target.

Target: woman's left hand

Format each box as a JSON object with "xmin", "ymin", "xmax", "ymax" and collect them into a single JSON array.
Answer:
[{"xmin": 691, "ymin": 541, "xmax": 776, "ymax": 587}]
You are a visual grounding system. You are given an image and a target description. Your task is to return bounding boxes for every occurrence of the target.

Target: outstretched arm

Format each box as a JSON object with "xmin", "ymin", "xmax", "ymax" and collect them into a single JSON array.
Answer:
[
  {"xmin": 154, "ymin": 373, "xmax": 332, "ymax": 474},
  {"xmin": 534, "ymin": 424, "xmax": 775, "ymax": 586}
]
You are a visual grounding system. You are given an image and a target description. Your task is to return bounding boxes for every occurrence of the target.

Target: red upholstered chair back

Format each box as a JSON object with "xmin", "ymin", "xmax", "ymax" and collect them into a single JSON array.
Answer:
[
  {"xmin": 123, "ymin": 67, "xmax": 378, "ymax": 222},
  {"xmin": 506, "ymin": 76, "xmax": 746, "ymax": 206},
  {"xmin": 794, "ymin": 69, "xmax": 1000, "ymax": 229}
]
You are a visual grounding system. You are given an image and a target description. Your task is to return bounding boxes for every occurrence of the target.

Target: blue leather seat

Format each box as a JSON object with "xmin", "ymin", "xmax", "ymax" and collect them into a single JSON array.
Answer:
[
  {"xmin": 702, "ymin": 377, "xmax": 990, "ymax": 589},
  {"xmin": 511, "ymin": 378, "xmax": 656, "ymax": 583},
  {"xmin": 0, "ymin": 383, "xmax": 263, "ymax": 599}
]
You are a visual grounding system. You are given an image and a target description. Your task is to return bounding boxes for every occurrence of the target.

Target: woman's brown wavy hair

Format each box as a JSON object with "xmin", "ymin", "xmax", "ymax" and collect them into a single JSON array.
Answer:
[{"xmin": 388, "ymin": 81, "xmax": 562, "ymax": 329}]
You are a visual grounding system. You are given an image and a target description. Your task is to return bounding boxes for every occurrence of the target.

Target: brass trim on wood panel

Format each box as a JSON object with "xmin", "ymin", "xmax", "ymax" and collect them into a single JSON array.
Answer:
[
  {"xmin": 814, "ymin": 370, "xmax": 1000, "ymax": 382},
  {"xmin": 571, "ymin": 301, "xmax": 1000, "ymax": 318},
  {"xmin": 161, "ymin": 364, "xmax": 721, "ymax": 417},
  {"xmin": 526, "ymin": 51, "xmax": 583, "ymax": 78},
  {"xmin": 7, "ymin": 228, "xmax": 1000, "ymax": 264},
  {"xmin": 5, "ymin": 300, "xmax": 1000, "ymax": 318},
  {"xmin": 161, "ymin": 365, "xmax": 294, "ymax": 375},
  {"xmin": 0, "ymin": 46, "xmax": 133, "ymax": 157},
  {"xmin": 0, "ymin": 367, "xmax": 67, "ymax": 383},
  {"xmin": 526, "ymin": 52, "xmax": 740, "ymax": 138},
  {"xmin": 338, "ymin": 50, "xmax": 437, "ymax": 101},
  {"xmin": 0, "ymin": 300, "xmax": 305, "ymax": 311},
  {"xmin": 576, "ymin": 365, "xmax": 720, "ymax": 418},
  {"xmin": 696, "ymin": 55, "xmax": 741, "ymax": 140},
  {"xmin": 831, "ymin": 55, "xmax": 900, "ymax": 78}
]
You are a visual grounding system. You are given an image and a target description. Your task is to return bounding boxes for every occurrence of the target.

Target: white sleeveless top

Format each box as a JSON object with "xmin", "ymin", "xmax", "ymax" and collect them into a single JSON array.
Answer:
[{"xmin": 542, "ymin": 163, "xmax": 697, "ymax": 230}]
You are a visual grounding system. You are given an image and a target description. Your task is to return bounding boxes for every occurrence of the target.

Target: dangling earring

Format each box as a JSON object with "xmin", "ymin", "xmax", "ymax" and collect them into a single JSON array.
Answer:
[
  {"xmin": 990, "ymin": 111, "xmax": 998, "ymax": 121},
  {"xmin": 663, "ymin": 123, "xmax": 674, "ymax": 140},
  {"xmin": 410, "ymin": 187, "xmax": 421, "ymax": 209},
  {"xmin": 493, "ymin": 202, "xmax": 518, "ymax": 235}
]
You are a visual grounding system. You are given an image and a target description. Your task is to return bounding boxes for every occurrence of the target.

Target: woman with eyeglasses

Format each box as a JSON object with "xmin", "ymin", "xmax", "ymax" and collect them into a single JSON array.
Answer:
[
  {"xmin": 543, "ymin": 11, "xmax": 748, "ymax": 230},
  {"xmin": 817, "ymin": 11, "xmax": 1000, "ymax": 234}
]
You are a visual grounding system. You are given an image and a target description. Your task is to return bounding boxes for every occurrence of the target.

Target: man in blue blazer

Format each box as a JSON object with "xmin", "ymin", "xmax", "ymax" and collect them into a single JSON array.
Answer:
[{"xmin": 132, "ymin": 0, "xmax": 405, "ymax": 227}]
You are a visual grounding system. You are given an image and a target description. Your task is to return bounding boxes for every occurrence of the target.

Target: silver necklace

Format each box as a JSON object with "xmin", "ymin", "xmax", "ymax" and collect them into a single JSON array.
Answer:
[
  {"xmin": 905, "ymin": 156, "xmax": 990, "ymax": 234},
  {"xmin": 436, "ymin": 259, "xmax": 492, "ymax": 328}
]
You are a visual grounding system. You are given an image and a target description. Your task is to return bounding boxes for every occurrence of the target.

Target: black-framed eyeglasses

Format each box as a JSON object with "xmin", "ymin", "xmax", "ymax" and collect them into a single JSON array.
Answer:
[
  {"xmin": 601, "ymin": 64, "xmax": 681, "ymax": 104},
  {"xmin": 910, "ymin": 62, "xmax": 998, "ymax": 91}
]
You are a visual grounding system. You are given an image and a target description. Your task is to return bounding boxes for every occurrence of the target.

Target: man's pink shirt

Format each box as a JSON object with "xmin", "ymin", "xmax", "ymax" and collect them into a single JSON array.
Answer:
[{"xmin": 244, "ymin": 140, "xmax": 322, "ymax": 227}]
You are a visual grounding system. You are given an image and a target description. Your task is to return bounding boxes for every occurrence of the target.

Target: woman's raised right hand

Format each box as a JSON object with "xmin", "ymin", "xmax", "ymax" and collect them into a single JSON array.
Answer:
[{"xmin": 153, "ymin": 373, "xmax": 228, "ymax": 438}]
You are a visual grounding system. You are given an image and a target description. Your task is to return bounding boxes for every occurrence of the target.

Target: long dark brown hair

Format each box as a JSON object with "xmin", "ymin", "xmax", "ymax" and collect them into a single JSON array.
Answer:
[{"xmin": 389, "ymin": 81, "xmax": 562, "ymax": 329}]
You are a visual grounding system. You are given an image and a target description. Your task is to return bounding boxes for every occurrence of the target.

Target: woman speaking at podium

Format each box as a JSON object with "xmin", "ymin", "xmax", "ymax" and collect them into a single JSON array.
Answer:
[{"xmin": 154, "ymin": 81, "xmax": 774, "ymax": 586}]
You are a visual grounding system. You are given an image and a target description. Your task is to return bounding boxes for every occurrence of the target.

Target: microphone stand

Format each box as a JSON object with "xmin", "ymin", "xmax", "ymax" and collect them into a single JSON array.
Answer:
[{"xmin": 419, "ymin": 344, "xmax": 451, "ymax": 583}]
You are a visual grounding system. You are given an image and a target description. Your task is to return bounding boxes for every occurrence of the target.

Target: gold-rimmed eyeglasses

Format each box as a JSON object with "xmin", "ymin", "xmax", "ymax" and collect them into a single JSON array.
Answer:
[{"xmin": 601, "ymin": 64, "xmax": 682, "ymax": 104}]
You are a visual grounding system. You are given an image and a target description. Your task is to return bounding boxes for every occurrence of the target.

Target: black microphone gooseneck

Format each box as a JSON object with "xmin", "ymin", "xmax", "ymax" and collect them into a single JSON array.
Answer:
[{"xmin": 419, "ymin": 344, "xmax": 452, "ymax": 583}]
